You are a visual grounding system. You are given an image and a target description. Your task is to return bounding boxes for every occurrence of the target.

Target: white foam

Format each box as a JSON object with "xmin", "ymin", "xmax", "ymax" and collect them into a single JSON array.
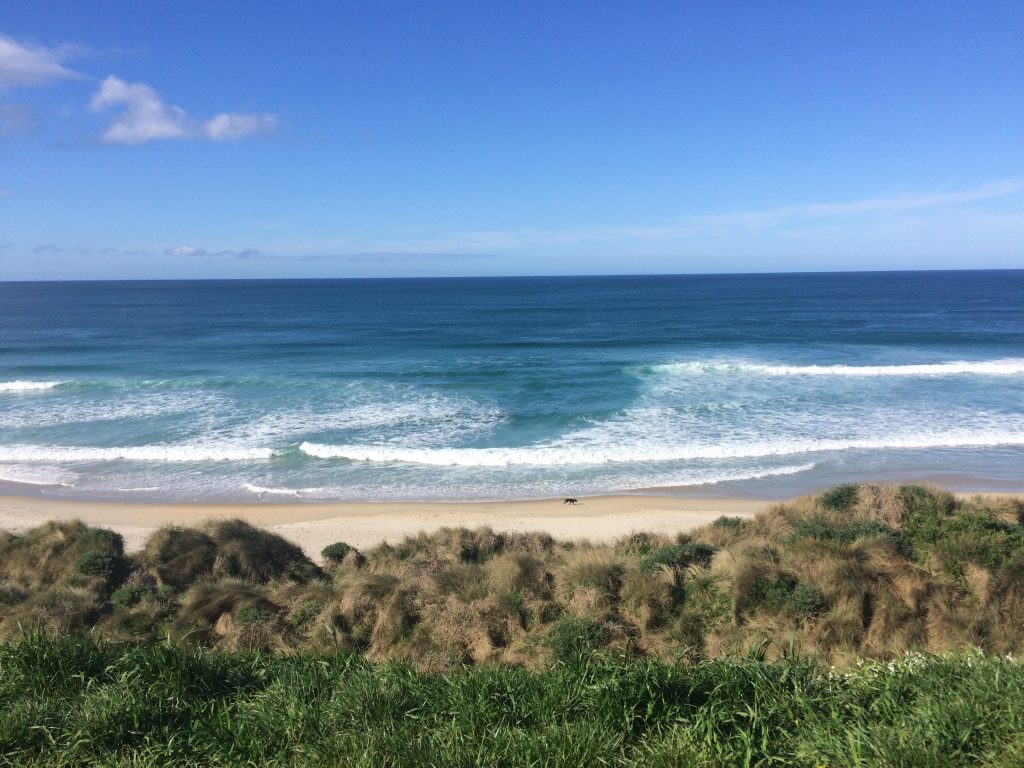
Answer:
[
  {"xmin": 652, "ymin": 358, "xmax": 1024, "ymax": 377},
  {"xmin": 0, "ymin": 464, "xmax": 77, "ymax": 486},
  {"xmin": 0, "ymin": 380, "xmax": 63, "ymax": 392},
  {"xmin": 0, "ymin": 444, "xmax": 275, "ymax": 463},
  {"xmin": 243, "ymin": 483, "xmax": 305, "ymax": 497},
  {"xmin": 300, "ymin": 431, "xmax": 1024, "ymax": 467},
  {"xmin": 0, "ymin": 390, "xmax": 229, "ymax": 429}
]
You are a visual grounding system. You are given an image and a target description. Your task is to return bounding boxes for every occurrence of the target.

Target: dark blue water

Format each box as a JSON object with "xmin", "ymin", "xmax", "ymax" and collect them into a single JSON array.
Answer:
[{"xmin": 1, "ymin": 271, "xmax": 1022, "ymax": 501}]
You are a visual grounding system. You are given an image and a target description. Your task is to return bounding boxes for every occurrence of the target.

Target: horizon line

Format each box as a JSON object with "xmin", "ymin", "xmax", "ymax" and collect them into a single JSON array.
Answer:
[{"xmin": 1, "ymin": 267, "xmax": 1023, "ymax": 284}]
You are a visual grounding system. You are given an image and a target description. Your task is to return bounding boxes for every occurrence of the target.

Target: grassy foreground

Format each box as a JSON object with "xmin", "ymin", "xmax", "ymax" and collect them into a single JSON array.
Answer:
[{"xmin": 2, "ymin": 633, "xmax": 1023, "ymax": 767}]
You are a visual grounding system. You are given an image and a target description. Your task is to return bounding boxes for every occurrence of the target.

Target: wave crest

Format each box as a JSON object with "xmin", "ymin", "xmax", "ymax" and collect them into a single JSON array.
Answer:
[
  {"xmin": 0, "ymin": 381, "xmax": 63, "ymax": 392},
  {"xmin": 651, "ymin": 358, "xmax": 1024, "ymax": 377},
  {"xmin": 300, "ymin": 431, "xmax": 1024, "ymax": 467}
]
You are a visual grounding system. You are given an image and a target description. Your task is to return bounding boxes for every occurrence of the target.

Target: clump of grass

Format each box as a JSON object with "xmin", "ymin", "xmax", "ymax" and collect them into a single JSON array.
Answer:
[
  {"xmin": 0, "ymin": 521, "xmax": 127, "ymax": 592},
  {"xmin": 140, "ymin": 526, "xmax": 217, "ymax": 588},
  {"xmin": 820, "ymin": 483, "xmax": 860, "ymax": 511},
  {"xmin": 203, "ymin": 519, "xmax": 324, "ymax": 583},
  {"xmin": 547, "ymin": 617, "xmax": 611, "ymax": 664},
  {"xmin": 639, "ymin": 541, "xmax": 715, "ymax": 572}
]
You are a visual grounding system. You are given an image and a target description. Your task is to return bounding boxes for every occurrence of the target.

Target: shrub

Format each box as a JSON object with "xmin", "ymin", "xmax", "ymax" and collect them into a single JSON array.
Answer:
[
  {"xmin": 76, "ymin": 552, "xmax": 127, "ymax": 586},
  {"xmin": 322, "ymin": 542, "xmax": 352, "ymax": 563},
  {"xmin": 111, "ymin": 585, "xmax": 152, "ymax": 609},
  {"xmin": 712, "ymin": 516, "xmax": 746, "ymax": 529},
  {"xmin": 821, "ymin": 484, "xmax": 860, "ymax": 511}
]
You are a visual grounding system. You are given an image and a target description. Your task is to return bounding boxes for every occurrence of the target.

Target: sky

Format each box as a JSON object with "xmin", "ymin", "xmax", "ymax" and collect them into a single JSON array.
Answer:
[{"xmin": 0, "ymin": 0, "xmax": 1022, "ymax": 280}]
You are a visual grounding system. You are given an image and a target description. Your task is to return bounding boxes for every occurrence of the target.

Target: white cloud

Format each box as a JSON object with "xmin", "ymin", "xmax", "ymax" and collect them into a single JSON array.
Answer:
[
  {"xmin": 0, "ymin": 35, "xmax": 79, "ymax": 91},
  {"xmin": 90, "ymin": 75, "xmax": 277, "ymax": 145},
  {"xmin": 203, "ymin": 112, "xmax": 278, "ymax": 141}
]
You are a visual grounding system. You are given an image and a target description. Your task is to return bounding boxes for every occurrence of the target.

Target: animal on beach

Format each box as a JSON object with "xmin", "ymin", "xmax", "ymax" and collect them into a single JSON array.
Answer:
[{"xmin": 563, "ymin": 497, "xmax": 578, "ymax": 504}]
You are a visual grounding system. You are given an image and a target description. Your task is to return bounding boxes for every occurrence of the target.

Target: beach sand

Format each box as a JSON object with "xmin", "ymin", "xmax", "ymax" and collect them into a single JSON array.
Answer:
[{"xmin": 0, "ymin": 494, "xmax": 769, "ymax": 561}]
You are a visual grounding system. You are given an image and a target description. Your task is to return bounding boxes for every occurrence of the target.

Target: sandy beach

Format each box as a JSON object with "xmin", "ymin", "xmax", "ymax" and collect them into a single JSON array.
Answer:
[{"xmin": 0, "ymin": 494, "xmax": 769, "ymax": 560}]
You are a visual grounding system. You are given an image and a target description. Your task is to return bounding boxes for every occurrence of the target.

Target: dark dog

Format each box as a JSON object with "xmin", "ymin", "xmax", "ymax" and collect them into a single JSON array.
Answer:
[{"xmin": 563, "ymin": 497, "xmax": 578, "ymax": 505}]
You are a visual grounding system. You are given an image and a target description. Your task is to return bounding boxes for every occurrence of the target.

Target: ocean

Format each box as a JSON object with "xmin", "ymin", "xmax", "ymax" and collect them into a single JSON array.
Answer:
[{"xmin": 1, "ymin": 271, "xmax": 1022, "ymax": 502}]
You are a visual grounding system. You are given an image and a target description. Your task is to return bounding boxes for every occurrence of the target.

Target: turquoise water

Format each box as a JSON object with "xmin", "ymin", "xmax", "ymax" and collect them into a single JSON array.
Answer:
[{"xmin": 1, "ymin": 271, "xmax": 1022, "ymax": 501}]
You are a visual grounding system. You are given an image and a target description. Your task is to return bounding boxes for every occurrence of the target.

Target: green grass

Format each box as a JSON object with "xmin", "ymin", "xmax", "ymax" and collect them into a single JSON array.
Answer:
[{"xmin": 1, "ymin": 634, "xmax": 1022, "ymax": 767}]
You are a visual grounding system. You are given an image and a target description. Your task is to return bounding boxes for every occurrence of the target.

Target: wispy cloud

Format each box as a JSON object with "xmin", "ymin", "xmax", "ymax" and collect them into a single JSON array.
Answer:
[
  {"xmin": 90, "ymin": 76, "xmax": 278, "ymax": 145},
  {"xmin": 391, "ymin": 178, "xmax": 1024, "ymax": 252},
  {"xmin": 164, "ymin": 245, "xmax": 270, "ymax": 259},
  {"xmin": 694, "ymin": 178, "xmax": 1024, "ymax": 229},
  {"xmin": 164, "ymin": 245, "xmax": 502, "ymax": 263},
  {"xmin": 0, "ymin": 35, "xmax": 80, "ymax": 91}
]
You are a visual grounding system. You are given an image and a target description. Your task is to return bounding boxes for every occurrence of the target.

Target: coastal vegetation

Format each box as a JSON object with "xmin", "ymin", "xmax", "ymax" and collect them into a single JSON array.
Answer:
[
  {"xmin": 3, "ymin": 484, "xmax": 1024, "ymax": 667},
  {"xmin": 3, "ymin": 484, "xmax": 1024, "ymax": 764}
]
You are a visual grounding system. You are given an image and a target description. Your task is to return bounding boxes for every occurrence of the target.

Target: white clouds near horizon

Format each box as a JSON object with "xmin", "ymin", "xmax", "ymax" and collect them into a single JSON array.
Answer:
[{"xmin": 90, "ymin": 75, "xmax": 277, "ymax": 144}]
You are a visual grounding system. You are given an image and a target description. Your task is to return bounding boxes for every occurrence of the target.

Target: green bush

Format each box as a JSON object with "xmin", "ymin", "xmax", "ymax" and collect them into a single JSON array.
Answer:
[
  {"xmin": 110, "ymin": 585, "xmax": 152, "ymax": 609},
  {"xmin": 321, "ymin": 542, "xmax": 352, "ymax": 563},
  {"xmin": 712, "ymin": 516, "xmax": 746, "ymax": 529},
  {"xmin": 76, "ymin": 552, "xmax": 127, "ymax": 585}
]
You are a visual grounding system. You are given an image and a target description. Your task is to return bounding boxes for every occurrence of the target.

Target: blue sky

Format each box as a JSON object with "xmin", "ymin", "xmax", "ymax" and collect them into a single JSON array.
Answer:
[{"xmin": 1, "ymin": 0, "xmax": 1022, "ymax": 279}]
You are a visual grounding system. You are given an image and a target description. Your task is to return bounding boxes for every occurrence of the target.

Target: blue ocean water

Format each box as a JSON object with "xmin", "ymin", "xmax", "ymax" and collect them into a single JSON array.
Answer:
[{"xmin": 0, "ymin": 271, "xmax": 1022, "ymax": 501}]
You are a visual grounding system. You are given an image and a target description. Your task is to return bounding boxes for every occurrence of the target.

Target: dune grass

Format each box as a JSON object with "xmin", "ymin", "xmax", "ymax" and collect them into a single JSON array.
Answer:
[{"xmin": 3, "ymin": 485, "xmax": 1024, "ymax": 668}]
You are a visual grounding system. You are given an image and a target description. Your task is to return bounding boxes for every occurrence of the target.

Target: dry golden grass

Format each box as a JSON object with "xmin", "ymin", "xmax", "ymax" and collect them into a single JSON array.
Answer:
[{"xmin": 5, "ymin": 484, "xmax": 1024, "ymax": 669}]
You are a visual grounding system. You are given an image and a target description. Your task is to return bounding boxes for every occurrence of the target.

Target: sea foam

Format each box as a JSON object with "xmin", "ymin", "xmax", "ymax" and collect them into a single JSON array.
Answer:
[
  {"xmin": 0, "ymin": 463, "xmax": 77, "ymax": 486},
  {"xmin": 651, "ymin": 358, "xmax": 1024, "ymax": 377},
  {"xmin": 300, "ymin": 431, "xmax": 1024, "ymax": 467},
  {"xmin": 0, "ymin": 444, "xmax": 274, "ymax": 462},
  {"xmin": 0, "ymin": 381, "xmax": 63, "ymax": 392}
]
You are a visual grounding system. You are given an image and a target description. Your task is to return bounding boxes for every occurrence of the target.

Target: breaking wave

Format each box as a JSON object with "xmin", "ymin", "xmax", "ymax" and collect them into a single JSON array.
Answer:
[
  {"xmin": 650, "ymin": 358, "xmax": 1024, "ymax": 377},
  {"xmin": 299, "ymin": 431, "xmax": 1024, "ymax": 467},
  {"xmin": 0, "ymin": 381, "xmax": 63, "ymax": 392}
]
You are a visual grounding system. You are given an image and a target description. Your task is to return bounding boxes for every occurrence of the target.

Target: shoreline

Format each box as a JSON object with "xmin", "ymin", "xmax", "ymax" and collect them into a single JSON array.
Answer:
[{"xmin": 0, "ymin": 493, "xmax": 770, "ymax": 559}]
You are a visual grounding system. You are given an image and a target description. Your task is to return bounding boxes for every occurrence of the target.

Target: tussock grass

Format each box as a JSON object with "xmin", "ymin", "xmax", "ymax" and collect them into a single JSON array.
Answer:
[{"xmin": 4, "ymin": 485, "xmax": 1024, "ymax": 669}]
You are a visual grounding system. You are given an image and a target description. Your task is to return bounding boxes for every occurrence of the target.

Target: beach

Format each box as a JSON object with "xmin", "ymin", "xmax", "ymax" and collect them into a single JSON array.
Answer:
[{"xmin": 0, "ymin": 493, "xmax": 768, "ymax": 559}]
